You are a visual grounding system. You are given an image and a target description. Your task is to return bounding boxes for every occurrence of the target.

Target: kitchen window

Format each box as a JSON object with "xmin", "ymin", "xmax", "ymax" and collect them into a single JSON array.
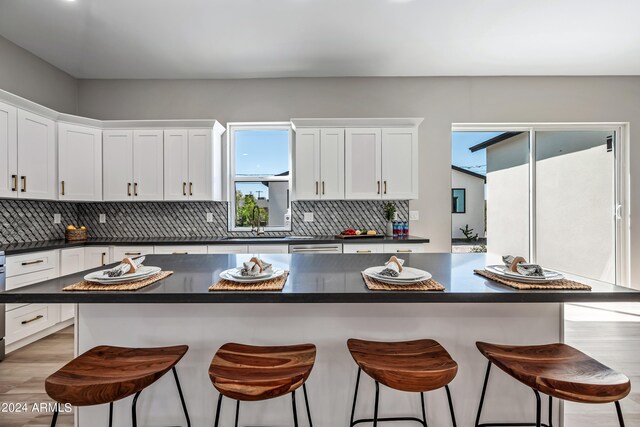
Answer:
[
  {"xmin": 228, "ymin": 123, "xmax": 292, "ymax": 231},
  {"xmin": 452, "ymin": 189, "xmax": 466, "ymax": 213}
]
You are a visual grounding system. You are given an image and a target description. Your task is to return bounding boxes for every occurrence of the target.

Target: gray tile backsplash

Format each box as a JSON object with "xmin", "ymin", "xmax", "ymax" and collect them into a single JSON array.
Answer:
[{"xmin": 0, "ymin": 199, "xmax": 409, "ymax": 243}]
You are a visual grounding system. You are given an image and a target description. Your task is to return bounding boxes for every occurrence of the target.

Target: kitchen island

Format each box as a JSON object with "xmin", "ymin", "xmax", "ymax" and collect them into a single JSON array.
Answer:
[{"xmin": 1, "ymin": 253, "xmax": 638, "ymax": 427}]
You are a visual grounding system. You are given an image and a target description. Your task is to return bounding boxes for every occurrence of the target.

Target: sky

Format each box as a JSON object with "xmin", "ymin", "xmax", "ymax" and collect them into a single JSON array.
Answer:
[{"xmin": 451, "ymin": 131, "xmax": 503, "ymax": 176}]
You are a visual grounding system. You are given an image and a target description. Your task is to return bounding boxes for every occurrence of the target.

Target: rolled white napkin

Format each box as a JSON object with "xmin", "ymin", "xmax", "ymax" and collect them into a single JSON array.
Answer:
[
  {"xmin": 240, "ymin": 257, "xmax": 273, "ymax": 277},
  {"xmin": 378, "ymin": 256, "xmax": 405, "ymax": 277}
]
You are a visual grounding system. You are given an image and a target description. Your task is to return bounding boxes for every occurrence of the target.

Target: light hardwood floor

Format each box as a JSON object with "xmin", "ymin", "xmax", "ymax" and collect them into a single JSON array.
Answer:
[{"xmin": 0, "ymin": 305, "xmax": 638, "ymax": 427}]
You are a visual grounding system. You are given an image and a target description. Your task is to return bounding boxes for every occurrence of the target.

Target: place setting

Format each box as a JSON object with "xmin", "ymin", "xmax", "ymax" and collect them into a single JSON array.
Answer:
[
  {"xmin": 209, "ymin": 257, "xmax": 289, "ymax": 291},
  {"xmin": 361, "ymin": 256, "xmax": 444, "ymax": 291},
  {"xmin": 63, "ymin": 256, "xmax": 173, "ymax": 291},
  {"xmin": 475, "ymin": 255, "xmax": 592, "ymax": 290}
]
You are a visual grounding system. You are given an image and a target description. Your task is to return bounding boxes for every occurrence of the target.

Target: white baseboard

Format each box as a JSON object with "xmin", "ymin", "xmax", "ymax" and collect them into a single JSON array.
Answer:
[{"xmin": 6, "ymin": 319, "xmax": 74, "ymax": 354}]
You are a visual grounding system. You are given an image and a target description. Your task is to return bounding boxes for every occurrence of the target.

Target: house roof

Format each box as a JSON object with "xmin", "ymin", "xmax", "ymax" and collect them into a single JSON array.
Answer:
[
  {"xmin": 451, "ymin": 165, "xmax": 486, "ymax": 182},
  {"xmin": 468, "ymin": 132, "xmax": 524, "ymax": 152}
]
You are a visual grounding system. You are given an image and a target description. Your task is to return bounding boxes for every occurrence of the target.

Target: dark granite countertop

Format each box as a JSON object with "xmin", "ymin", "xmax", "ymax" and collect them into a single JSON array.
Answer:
[
  {"xmin": 0, "ymin": 235, "xmax": 430, "ymax": 255},
  {"xmin": 1, "ymin": 253, "xmax": 638, "ymax": 304}
]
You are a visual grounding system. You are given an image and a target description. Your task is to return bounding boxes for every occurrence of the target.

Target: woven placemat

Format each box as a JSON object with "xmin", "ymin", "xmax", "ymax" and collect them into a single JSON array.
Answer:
[
  {"xmin": 361, "ymin": 272, "xmax": 445, "ymax": 291},
  {"xmin": 474, "ymin": 269, "xmax": 591, "ymax": 290},
  {"xmin": 63, "ymin": 271, "xmax": 174, "ymax": 291},
  {"xmin": 209, "ymin": 272, "xmax": 289, "ymax": 292}
]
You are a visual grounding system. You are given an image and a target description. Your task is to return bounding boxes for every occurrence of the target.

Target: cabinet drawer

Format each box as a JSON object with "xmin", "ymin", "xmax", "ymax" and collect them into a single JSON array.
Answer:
[
  {"xmin": 382, "ymin": 243, "xmax": 428, "ymax": 254},
  {"xmin": 111, "ymin": 246, "xmax": 154, "ymax": 261},
  {"xmin": 208, "ymin": 245, "xmax": 248, "ymax": 254},
  {"xmin": 247, "ymin": 245, "xmax": 289, "ymax": 254},
  {"xmin": 6, "ymin": 267, "xmax": 60, "ymax": 311},
  {"xmin": 343, "ymin": 244, "xmax": 384, "ymax": 254},
  {"xmin": 7, "ymin": 250, "xmax": 59, "ymax": 277},
  {"xmin": 5, "ymin": 304, "xmax": 59, "ymax": 345},
  {"xmin": 153, "ymin": 245, "xmax": 208, "ymax": 255}
]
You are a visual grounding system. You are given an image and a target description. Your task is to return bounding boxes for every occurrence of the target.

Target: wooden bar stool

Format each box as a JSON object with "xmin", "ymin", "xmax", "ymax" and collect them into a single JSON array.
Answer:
[
  {"xmin": 45, "ymin": 345, "xmax": 191, "ymax": 427},
  {"xmin": 475, "ymin": 342, "xmax": 631, "ymax": 427},
  {"xmin": 347, "ymin": 338, "xmax": 459, "ymax": 427},
  {"xmin": 209, "ymin": 342, "xmax": 316, "ymax": 427}
]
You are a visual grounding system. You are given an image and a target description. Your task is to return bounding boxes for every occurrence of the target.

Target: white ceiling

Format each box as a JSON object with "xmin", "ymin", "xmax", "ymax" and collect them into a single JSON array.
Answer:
[{"xmin": 1, "ymin": 0, "xmax": 639, "ymax": 79}]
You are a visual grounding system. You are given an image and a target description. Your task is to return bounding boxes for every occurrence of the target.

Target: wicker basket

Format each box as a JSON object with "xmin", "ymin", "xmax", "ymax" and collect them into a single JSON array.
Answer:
[{"xmin": 65, "ymin": 228, "xmax": 87, "ymax": 241}]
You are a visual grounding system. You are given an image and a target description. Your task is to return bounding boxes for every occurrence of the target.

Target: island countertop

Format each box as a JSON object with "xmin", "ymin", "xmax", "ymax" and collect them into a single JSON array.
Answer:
[{"xmin": 1, "ymin": 253, "xmax": 639, "ymax": 304}]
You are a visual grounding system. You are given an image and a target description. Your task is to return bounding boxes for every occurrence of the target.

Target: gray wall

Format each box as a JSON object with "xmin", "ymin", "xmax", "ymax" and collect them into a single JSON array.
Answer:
[
  {"xmin": 0, "ymin": 35, "xmax": 77, "ymax": 113},
  {"xmin": 76, "ymin": 76, "xmax": 640, "ymax": 285}
]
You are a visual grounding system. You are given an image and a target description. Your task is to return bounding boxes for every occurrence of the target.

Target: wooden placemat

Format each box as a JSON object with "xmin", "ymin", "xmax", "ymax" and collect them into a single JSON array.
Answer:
[
  {"xmin": 474, "ymin": 269, "xmax": 591, "ymax": 290},
  {"xmin": 63, "ymin": 271, "xmax": 174, "ymax": 291},
  {"xmin": 209, "ymin": 272, "xmax": 289, "ymax": 292},
  {"xmin": 361, "ymin": 272, "xmax": 445, "ymax": 291}
]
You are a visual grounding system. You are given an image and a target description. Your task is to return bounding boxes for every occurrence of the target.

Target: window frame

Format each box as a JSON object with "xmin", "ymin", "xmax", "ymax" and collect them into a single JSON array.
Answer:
[
  {"xmin": 451, "ymin": 188, "xmax": 466, "ymax": 214},
  {"xmin": 227, "ymin": 122, "xmax": 293, "ymax": 232}
]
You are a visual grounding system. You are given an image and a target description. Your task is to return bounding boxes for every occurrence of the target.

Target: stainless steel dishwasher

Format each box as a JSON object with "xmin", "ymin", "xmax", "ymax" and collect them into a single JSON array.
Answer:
[{"xmin": 289, "ymin": 244, "xmax": 343, "ymax": 254}]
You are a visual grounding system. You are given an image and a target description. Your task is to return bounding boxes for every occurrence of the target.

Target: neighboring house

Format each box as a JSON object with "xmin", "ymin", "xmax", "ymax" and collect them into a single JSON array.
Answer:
[{"xmin": 451, "ymin": 165, "xmax": 485, "ymax": 239}]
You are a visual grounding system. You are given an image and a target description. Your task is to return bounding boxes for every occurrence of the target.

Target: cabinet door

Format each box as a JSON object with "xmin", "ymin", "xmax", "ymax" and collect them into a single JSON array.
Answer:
[
  {"xmin": 343, "ymin": 243, "xmax": 384, "ymax": 254},
  {"xmin": 381, "ymin": 128, "xmax": 418, "ymax": 199},
  {"xmin": 163, "ymin": 129, "xmax": 189, "ymax": 200},
  {"xmin": 60, "ymin": 248, "xmax": 85, "ymax": 276},
  {"xmin": 17, "ymin": 109, "xmax": 56, "ymax": 200},
  {"xmin": 294, "ymin": 128, "xmax": 320, "ymax": 200},
  {"xmin": 188, "ymin": 129, "xmax": 213, "ymax": 200},
  {"xmin": 133, "ymin": 130, "xmax": 164, "ymax": 201},
  {"xmin": 84, "ymin": 246, "xmax": 111, "ymax": 269},
  {"xmin": 345, "ymin": 128, "xmax": 381, "ymax": 199},
  {"xmin": 58, "ymin": 123, "xmax": 102, "ymax": 201},
  {"xmin": 319, "ymin": 128, "xmax": 344, "ymax": 199},
  {"xmin": 247, "ymin": 244, "xmax": 289, "ymax": 254},
  {"xmin": 0, "ymin": 101, "xmax": 18, "ymax": 198},
  {"xmin": 103, "ymin": 130, "xmax": 133, "ymax": 201}
]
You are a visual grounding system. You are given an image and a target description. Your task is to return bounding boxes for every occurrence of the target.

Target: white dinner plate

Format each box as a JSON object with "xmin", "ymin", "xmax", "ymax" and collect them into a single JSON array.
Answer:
[
  {"xmin": 365, "ymin": 271, "xmax": 432, "ymax": 285},
  {"xmin": 364, "ymin": 266, "xmax": 429, "ymax": 281},
  {"xmin": 227, "ymin": 267, "xmax": 274, "ymax": 280},
  {"xmin": 220, "ymin": 268, "xmax": 285, "ymax": 283},
  {"xmin": 84, "ymin": 266, "xmax": 161, "ymax": 284},
  {"xmin": 485, "ymin": 265, "xmax": 564, "ymax": 284}
]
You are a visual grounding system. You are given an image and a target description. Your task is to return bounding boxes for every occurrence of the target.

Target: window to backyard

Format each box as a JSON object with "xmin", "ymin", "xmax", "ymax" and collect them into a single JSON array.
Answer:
[{"xmin": 228, "ymin": 123, "xmax": 292, "ymax": 231}]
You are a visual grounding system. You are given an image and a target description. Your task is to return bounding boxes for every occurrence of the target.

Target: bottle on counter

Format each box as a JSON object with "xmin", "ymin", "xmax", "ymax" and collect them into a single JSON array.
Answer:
[
  {"xmin": 393, "ymin": 221, "xmax": 400, "ymax": 237},
  {"xmin": 402, "ymin": 221, "xmax": 409, "ymax": 237}
]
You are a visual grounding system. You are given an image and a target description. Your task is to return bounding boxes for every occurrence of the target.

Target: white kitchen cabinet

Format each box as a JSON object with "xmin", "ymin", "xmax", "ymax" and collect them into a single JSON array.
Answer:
[
  {"xmin": 111, "ymin": 246, "xmax": 154, "ymax": 261},
  {"xmin": 345, "ymin": 128, "xmax": 382, "ymax": 199},
  {"xmin": 6, "ymin": 263, "xmax": 60, "ymax": 312},
  {"xmin": 295, "ymin": 128, "xmax": 345, "ymax": 200},
  {"xmin": 0, "ymin": 100, "xmax": 18, "ymax": 198},
  {"xmin": 16, "ymin": 109, "xmax": 56, "ymax": 200},
  {"xmin": 343, "ymin": 243, "xmax": 385, "ymax": 254},
  {"xmin": 58, "ymin": 123, "xmax": 102, "ymax": 201},
  {"xmin": 164, "ymin": 129, "xmax": 216, "ymax": 201},
  {"xmin": 85, "ymin": 246, "xmax": 111, "ymax": 269},
  {"xmin": 153, "ymin": 245, "xmax": 208, "ymax": 254},
  {"xmin": 5, "ymin": 303, "xmax": 60, "ymax": 346},
  {"xmin": 133, "ymin": 130, "xmax": 164, "ymax": 200},
  {"xmin": 6, "ymin": 250, "xmax": 60, "ymax": 313},
  {"xmin": 103, "ymin": 130, "xmax": 134, "ymax": 201},
  {"xmin": 59, "ymin": 248, "xmax": 85, "ymax": 276},
  {"xmin": 381, "ymin": 128, "xmax": 418, "ymax": 199},
  {"xmin": 247, "ymin": 244, "xmax": 289, "ymax": 254},
  {"xmin": 382, "ymin": 243, "xmax": 428, "ymax": 254},
  {"xmin": 208, "ymin": 245, "xmax": 248, "ymax": 254}
]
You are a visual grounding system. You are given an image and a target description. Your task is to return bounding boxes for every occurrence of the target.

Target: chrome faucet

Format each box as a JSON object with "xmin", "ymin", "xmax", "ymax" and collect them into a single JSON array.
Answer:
[{"xmin": 251, "ymin": 206, "xmax": 265, "ymax": 236}]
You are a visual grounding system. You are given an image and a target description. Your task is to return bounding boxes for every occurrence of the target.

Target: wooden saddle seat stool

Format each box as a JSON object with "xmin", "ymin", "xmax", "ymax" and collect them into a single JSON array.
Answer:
[
  {"xmin": 347, "ymin": 338, "xmax": 459, "ymax": 427},
  {"xmin": 475, "ymin": 341, "xmax": 631, "ymax": 427},
  {"xmin": 45, "ymin": 345, "xmax": 191, "ymax": 427},
  {"xmin": 209, "ymin": 342, "xmax": 316, "ymax": 427}
]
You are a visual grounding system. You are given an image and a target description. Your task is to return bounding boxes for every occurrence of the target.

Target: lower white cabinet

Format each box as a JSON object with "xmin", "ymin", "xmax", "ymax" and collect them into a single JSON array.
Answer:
[
  {"xmin": 85, "ymin": 246, "xmax": 111, "ymax": 269},
  {"xmin": 111, "ymin": 246, "xmax": 155, "ymax": 261},
  {"xmin": 208, "ymin": 245, "xmax": 248, "ymax": 254},
  {"xmin": 59, "ymin": 248, "xmax": 85, "ymax": 276},
  {"xmin": 382, "ymin": 243, "xmax": 428, "ymax": 254},
  {"xmin": 6, "ymin": 304, "xmax": 60, "ymax": 345},
  {"xmin": 343, "ymin": 243, "xmax": 385, "ymax": 254},
  {"xmin": 247, "ymin": 244, "xmax": 289, "ymax": 254},
  {"xmin": 153, "ymin": 245, "xmax": 208, "ymax": 255}
]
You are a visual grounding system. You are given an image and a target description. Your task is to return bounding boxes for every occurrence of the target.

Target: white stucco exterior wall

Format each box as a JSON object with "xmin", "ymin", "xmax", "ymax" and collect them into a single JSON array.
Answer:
[{"xmin": 451, "ymin": 168, "xmax": 485, "ymax": 239}]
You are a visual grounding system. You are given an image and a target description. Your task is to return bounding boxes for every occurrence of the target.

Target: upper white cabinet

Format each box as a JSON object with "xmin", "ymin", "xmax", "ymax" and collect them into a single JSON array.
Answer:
[
  {"xmin": 164, "ymin": 128, "xmax": 217, "ymax": 201},
  {"xmin": 103, "ymin": 129, "xmax": 164, "ymax": 201},
  {"xmin": 16, "ymin": 110, "xmax": 56, "ymax": 200},
  {"xmin": 345, "ymin": 128, "xmax": 382, "ymax": 199},
  {"xmin": 58, "ymin": 123, "xmax": 102, "ymax": 201},
  {"xmin": 0, "ymin": 100, "xmax": 17, "ymax": 198},
  {"xmin": 294, "ymin": 128, "xmax": 345, "ymax": 200},
  {"xmin": 381, "ymin": 128, "xmax": 418, "ymax": 199}
]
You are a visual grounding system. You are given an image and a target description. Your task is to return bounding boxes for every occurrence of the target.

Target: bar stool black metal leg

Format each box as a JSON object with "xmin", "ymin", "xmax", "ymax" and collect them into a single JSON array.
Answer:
[
  {"xmin": 373, "ymin": 381, "xmax": 380, "ymax": 427},
  {"xmin": 234, "ymin": 400, "xmax": 240, "ymax": 427},
  {"xmin": 50, "ymin": 408, "xmax": 59, "ymax": 427},
  {"xmin": 172, "ymin": 367, "xmax": 191, "ymax": 427},
  {"xmin": 475, "ymin": 361, "xmax": 492, "ymax": 427},
  {"xmin": 213, "ymin": 394, "xmax": 223, "ymax": 427},
  {"xmin": 533, "ymin": 390, "xmax": 542, "ymax": 427},
  {"xmin": 548, "ymin": 396, "xmax": 552, "ymax": 427},
  {"xmin": 445, "ymin": 385, "xmax": 458, "ymax": 427},
  {"xmin": 420, "ymin": 392, "xmax": 427, "ymax": 426},
  {"xmin": 350, "ymin": 368, "xmax": 362, "ymax": 427},
  {"xmin": 132, "ymin": 390, "xmax": 142, "ymax": 427},
  {"xmin": 303, "ymin": 383, "xmax": 313, "ymax": 427},
  {"xmin": 615, "ymin": 401, "xmax": 625, "ymax": 427},
  {"xmin": 292, "ymin": 390, "xmax": 299, "ymax": 427},
  {"xmin": 109, "ymin": 401, "xmax": 113, "ymax": 427}
]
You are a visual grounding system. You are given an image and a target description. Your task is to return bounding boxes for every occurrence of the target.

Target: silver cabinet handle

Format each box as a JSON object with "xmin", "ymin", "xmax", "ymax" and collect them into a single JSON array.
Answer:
[
  {"xmin": 377, "ymin": 181, "xmax": 380, "ymax": 194},
  {"xmin": 315, "ymin": 181, "xmax": 318, "ymax": 195}
]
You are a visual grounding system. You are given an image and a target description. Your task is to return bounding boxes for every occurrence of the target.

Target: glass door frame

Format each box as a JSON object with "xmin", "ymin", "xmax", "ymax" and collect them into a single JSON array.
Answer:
[{"xmin": 452, "ymin": 122, "xmax": 630, "ymax": 287}]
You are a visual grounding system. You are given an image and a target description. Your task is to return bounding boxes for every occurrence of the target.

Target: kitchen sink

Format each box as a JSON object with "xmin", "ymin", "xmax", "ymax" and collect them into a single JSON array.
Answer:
[{"xmin": 219, "ymin": 236, "xmax": 315, "ymax": 242}]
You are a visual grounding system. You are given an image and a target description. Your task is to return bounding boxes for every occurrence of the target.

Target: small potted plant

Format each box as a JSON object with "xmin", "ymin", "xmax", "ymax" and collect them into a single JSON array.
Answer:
[{"xmin": 383, "ymin": 202, "xmax": 397, "ymax": 236}]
